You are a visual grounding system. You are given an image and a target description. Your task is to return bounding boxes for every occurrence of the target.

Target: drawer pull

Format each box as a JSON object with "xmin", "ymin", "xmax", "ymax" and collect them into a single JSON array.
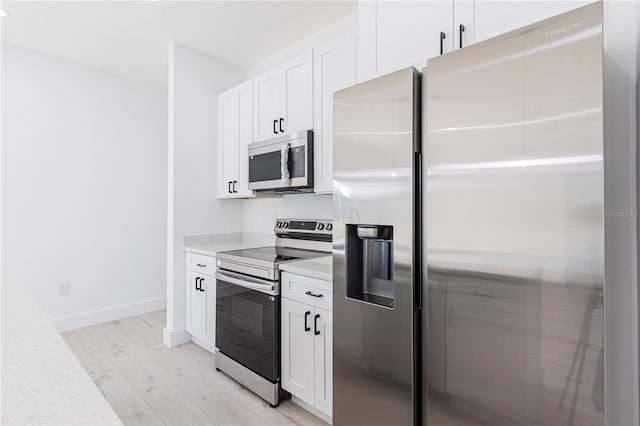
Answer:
[
  {"xmin": 305, "ymin": 291, "xmax": 323, "ymax": 298},
  {"xmin": 196, "ymin": 263, "xmax": 206, "ymax": 268}
]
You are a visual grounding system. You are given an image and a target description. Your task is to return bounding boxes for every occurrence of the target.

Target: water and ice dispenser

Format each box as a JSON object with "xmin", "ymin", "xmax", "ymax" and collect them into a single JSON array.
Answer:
[{"xmin": 345, "ymin": 224, "xmax": 395, "ymax": 308}]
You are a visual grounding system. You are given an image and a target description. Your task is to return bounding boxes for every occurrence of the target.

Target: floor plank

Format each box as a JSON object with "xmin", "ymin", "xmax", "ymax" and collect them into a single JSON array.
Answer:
[
  {"xmin": 63, "ymin": 329, "xmax": 166, "ymax": 425},
  {"xmin": 63, "ymin": 310, "xmax": 328, "ymax": 426}
]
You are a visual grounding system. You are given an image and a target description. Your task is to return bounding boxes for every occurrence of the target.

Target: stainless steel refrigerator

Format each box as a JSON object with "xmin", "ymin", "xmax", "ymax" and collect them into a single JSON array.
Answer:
[
  {"xmin": 424, "ymin": 3, "xmax": 604, "ymax": 425},
  {"xmin": 333, "ymin": 67, "xmax": 422, "ymax": 426}
]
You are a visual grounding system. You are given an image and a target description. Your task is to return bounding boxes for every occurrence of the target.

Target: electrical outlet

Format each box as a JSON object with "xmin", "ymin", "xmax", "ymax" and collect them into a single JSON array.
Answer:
[{"xmin": 58, "ymin": 282, "xmax": 70, "ymax": 296}]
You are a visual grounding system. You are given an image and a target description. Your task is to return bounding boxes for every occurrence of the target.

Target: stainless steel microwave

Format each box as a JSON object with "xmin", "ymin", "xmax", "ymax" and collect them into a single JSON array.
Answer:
[{"xmin": 248, "ymin": 130, "xmax": 314, "ymax": 194}]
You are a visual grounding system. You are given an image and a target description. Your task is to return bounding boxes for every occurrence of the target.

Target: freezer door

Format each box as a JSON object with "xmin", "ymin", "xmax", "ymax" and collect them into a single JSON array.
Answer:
[
  {"xmin": 425, "ymin": 3, "xmax": 603, "ymax": 426},
  {"xmin": 333, "ymin": 67, "xmax": 420, "ymax": 426}
]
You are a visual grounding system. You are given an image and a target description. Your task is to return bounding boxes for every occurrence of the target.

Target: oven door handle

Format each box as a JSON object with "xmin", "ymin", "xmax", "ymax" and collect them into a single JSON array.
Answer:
[{"xmin": 215, "ymin": 270, "xmax": 276, "ymax": 294}]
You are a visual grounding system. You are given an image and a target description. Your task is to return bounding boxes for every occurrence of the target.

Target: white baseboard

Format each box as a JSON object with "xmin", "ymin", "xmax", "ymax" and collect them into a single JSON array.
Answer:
[
  {"xmin": 163, "ymin": 327, "xmax": 191, "ymax": 347},
  {"xmin": 51, "ymin": 297, "xmax": 166, "ymax": 332}
]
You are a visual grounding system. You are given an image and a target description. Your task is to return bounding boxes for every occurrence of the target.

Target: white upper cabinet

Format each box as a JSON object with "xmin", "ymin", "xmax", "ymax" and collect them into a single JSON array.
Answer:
[
  {"xmin": 453, "ymin": 0, "xmax": 594, "ymax": 50},
  {"xmin": 281, "ymin": 51, "xmax": 314, "ymax": 135},
  {"xmin": 314, "ymin": 36, "xmax": 348, "ymax": 194},
  {"xmin": 253, "ymin": 69, "xmax": 280, "ymax": 142},
  {"xmin": 359, "ymin": 1, "xmax": 454, "ymax": 79},
  {"xmin": 236, "ymin": 82, "xmax": 254, "ymax": 197},
  {"xmin": 218, "ymin": 90, "xmax": 238, "ymax": 198},
  {"xmin": 253, "ymin": 50, "xmax": 314, "ymax": 143},
  {"xmin": 346, "ymin": 29, "xmax": 363, "ymax": 86},
  {"xmin": 217, "ymin": 79, "xmax": 254, "ymax": 199},
  {"xmin": 359, "ymin": 0, "xmax": 594, "ymax": 77}
]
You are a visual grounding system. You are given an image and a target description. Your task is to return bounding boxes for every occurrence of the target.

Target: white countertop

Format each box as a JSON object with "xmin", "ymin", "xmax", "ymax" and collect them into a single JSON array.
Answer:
[
  {"xmin": 182, "ymin": 233, "xmax": 274, "ymax": 257},
  {"xmin": 2, "ymin": 280, "xmax": 122, "ymax": 425},
  {"xmin": 280, "ymin": 255, "xmax": 333, "ymax": 281}
]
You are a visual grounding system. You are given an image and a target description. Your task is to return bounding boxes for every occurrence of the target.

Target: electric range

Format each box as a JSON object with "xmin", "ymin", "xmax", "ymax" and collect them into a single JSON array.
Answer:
[{"xmin": 214, "ymin": 218, "xmax": 332, "ymax": 407}]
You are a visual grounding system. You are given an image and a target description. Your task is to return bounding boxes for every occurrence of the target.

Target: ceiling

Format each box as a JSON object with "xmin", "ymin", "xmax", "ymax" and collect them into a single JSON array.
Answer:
[{"xmin": 1, "ymin": 1, "xmax": 357, "ymax": 88}]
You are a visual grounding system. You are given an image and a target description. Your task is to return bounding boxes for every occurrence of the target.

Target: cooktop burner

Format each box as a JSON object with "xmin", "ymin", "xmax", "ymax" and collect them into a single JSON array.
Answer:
[{"xmin": 219, "ymin": 246, "xmax": 327, "ymax": 266}]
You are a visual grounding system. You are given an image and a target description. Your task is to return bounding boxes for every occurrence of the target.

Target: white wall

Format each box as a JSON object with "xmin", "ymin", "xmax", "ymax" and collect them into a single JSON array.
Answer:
[
  {"xmin": 1, "ymin": 44, "xmax": 168, "ymax": 331},
  {"xmin": 164, "ymin": 43, "xmax": 245, "ymax": 345},
  {"xmin": 242, "ymin": 194, "xmax": 332, "ymax": 234}
]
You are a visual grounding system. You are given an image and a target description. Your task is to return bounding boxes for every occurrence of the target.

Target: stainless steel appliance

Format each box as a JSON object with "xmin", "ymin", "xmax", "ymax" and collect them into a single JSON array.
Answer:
[
  {"xmin": 424, "ymin": 3, "xmax": 605, "ymax": 425},
  {"xmin": 333, "ymin": 67, "xmax": 421, "ymax": 426},
  {"xmin": 247, "ymin": 130, "xmax": 314, "ymax": 194},
  {"xmin": 215, "ymin": 218, "xmax": 332, "ymax": 407}
]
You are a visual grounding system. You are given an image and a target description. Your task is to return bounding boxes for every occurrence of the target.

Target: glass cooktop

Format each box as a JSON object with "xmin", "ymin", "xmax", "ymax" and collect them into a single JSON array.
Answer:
[{"xmin": 218, "ymin": 246, "xmax": 327, "ymax": 267}]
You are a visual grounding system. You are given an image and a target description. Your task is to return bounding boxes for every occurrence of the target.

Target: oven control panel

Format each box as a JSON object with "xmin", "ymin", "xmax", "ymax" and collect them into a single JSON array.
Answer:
[{"xmin": 275, "ymin": 218, "xmax": 333, "ymax": 235}]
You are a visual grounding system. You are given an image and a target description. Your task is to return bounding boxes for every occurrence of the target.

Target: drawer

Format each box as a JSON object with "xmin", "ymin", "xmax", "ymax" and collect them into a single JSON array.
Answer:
[
  {"xmin": 186, "ymin": 252, "xmax": 216, "ymax": 276},
  {"xmin": 281, "ymin": 271, "xmax": 332, "ymax": 311}
]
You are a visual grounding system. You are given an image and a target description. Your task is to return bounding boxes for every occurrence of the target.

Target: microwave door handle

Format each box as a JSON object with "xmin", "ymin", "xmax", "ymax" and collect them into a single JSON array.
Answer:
[
  {"xmin": 215, "ymin": 271, "xmax": 275, "ymax": 293},
  {"xmin": 281, "ymin": 142, "xmax": 291, "ymax": 186}
]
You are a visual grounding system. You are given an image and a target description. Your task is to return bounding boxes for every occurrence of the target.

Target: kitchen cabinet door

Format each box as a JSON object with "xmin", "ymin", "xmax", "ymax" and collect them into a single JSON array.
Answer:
[
  {"xmin": 202, "ymin": 275, "xmax": 216, "ymax": 348},
  {"xmin": 280, "ymin": 50, "xmax": 314, "ymax": 135},
  {"xmin": 368, "ymin": 0, "xmax": 454, "ymax": 75},
  {"xmin": 346, "ymin": 29, "xmax": 363, "ymax": 86},
  {"xmin": 253, "ymin": 68, "xmax": 280, "ymax": 142},
  {"xmin": 281, "ymin": 298, "xmax": 315, "ymax": 406},
  {"xmin": 236, "ymin": 80, "xmax": 254, "ymax": 197},
  {"xmin": 217, "ymin": 88, "xmax": 238, "ymax": 198},
  {"xmin": 313, "ymin": 307, "xmax": 333, "ymax": 418},
  {"xmin": 453, "ymin": 0, "xmax": 593, "ymax": 50},
  {"xmin": 314, "ymin": 37, "xmax": 346, "ymax": 194},
  {"xmin": 186, "ymin": 271, "xmax": 204, "ymax": 338}
]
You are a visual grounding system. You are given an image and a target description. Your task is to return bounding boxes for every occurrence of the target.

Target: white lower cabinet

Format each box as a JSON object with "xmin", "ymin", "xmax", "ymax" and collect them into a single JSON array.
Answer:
[
  {"xmin": 186, "ymin": 253, "xmax": 216, "ymax": 351},
  {"xmin": 281, "ymin": 272, "xmax": 333, "ymax": 420},
  {"xmin": 313, "ymin": 306, "xmax": 333, "ymax": 416},
  {"xmin": 282, "ymin": 298, "xmax": 316, "ymax": 403}
]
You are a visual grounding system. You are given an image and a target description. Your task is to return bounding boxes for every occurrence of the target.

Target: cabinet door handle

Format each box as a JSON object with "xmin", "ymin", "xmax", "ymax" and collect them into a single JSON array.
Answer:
[
  {"xmin": 305, "ymin": 290, "xmax": 323, "ymax": 298},
  {"xmin": 195, "ymin": 277, "xmax": 201, "ymax": 291},
  {"xmin": 279, "ymin": 118, "xmax": 284, "ymax": 133},
  {"xmin": 233, "ymin": 181, "xmax": 238, "ymax": 193},
  {"xmin": 314, "ymin": 314, "xmax": 320, "ymax": 335},
  {"xmin": 196, "ymin": 263, "xmax": 206, "ymax": 268},
  {"xmin": 304, "ymin": 311, "xmax": 311, "ymax": 332},
  {"xmin": 459, "ymin": 24, "xmax": 465, "ymax": 49},
  {"xmin": 273, "ymin": 119, "xmax": 278, "ymax": 134},
  {"xmin": 200, "ymin": 277, "xmax": 205, "ymax": 292},
  {"xmin": 228, "ymin": 181, "xmax": 232, "ymax": 194},
  {"xmin": 440, "ymin": 31, "xmax": 446, "ymax": 55}
]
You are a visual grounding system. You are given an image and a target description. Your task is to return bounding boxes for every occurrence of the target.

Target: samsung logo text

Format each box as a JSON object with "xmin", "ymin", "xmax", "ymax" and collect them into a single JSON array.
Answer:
[{"xmin": 545, "ymin": 21, "xmax": 583, "ymax": 38}]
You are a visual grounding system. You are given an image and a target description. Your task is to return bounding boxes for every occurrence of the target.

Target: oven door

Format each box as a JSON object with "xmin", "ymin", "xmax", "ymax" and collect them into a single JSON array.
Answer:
[
  {"xmin": 215, "ymin": 270, "xmax": 279, "ymax": 382},
  {"xmin": 248, "ymin": 130, "xmax": 313, "ymax": 191}
]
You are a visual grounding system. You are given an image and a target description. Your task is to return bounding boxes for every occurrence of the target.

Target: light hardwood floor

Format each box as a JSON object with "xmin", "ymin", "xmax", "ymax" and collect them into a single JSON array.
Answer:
[{"xmin": 62, "ymin": 310, "xmax": 327, "ymax": 426}]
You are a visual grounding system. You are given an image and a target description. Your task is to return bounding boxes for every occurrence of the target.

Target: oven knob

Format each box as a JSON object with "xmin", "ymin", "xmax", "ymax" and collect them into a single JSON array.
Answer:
[
  {"xmin": 326, "ymin": 223, "xmax": 333, "ymax": 231},
  {"xmin": 276, "ymin": 221, "xmax": 282, "ymax": 228},
  {"xmin": 283, "ymin": 222, "xmax": 289, "ymax": 229},
  {"xmin": 317, "ymin": 223, "xmax": 325, "ymax": 230}
]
